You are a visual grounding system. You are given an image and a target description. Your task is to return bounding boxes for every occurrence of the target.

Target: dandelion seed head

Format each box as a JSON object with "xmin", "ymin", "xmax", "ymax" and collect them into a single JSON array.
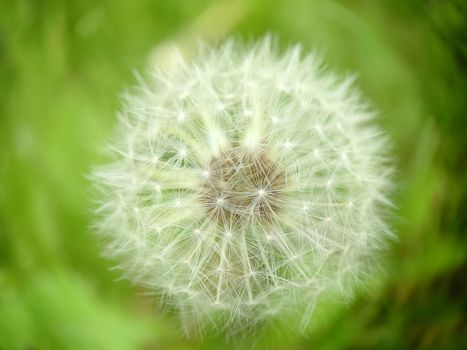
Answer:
[{"xmin": 92, "ymin": 37, "xmax": 394, "ymax": 337}]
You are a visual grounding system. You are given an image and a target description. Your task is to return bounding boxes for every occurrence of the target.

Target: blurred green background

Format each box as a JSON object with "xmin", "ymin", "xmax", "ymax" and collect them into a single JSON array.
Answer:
[{"xmin": 1, "ymin": 0, "xmax": 466, "ymax": 349}]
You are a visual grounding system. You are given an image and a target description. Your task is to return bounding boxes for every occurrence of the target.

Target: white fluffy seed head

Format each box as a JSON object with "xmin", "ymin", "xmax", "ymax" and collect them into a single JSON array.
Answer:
[{"xmin": 93, "ymin": 37, "xmax": 394, "ymax": 337}]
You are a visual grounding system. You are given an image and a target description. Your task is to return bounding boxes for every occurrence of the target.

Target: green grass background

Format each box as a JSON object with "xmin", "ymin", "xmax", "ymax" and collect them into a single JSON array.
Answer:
[{"xmin": 1, "ymin": 0, "xmax": 466, "ymax": 349}]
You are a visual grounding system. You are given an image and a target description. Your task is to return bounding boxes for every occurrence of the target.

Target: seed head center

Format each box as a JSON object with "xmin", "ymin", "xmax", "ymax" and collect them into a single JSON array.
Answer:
[{"xmin": 200, "ymin": 146, "xmax": 286, "ymax": 226}]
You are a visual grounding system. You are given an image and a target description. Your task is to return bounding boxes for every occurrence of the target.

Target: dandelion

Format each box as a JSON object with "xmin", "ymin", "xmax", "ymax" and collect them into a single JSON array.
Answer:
[{"xmin": 93, "ymin": 37, "xmax": 394, "ymax": 337}]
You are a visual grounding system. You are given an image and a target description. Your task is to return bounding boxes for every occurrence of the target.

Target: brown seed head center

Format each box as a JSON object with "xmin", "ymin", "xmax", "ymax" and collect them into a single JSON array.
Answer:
[{"xmin": 200, "ymin": 146, "xmax": 286, "ymax": 227}]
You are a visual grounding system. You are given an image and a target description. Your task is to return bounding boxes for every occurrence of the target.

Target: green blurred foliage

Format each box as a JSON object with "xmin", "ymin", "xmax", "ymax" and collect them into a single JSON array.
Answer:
[{"xmin": 0, "ymin": 0, "xmax": 465, "ymax": 349}]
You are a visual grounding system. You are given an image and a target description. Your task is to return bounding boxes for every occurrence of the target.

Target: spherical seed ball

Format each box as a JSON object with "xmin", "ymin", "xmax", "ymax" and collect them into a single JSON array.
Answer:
[{"xmin": 93, "ymin": 38, "xmax": 394, "ymax": 336}]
